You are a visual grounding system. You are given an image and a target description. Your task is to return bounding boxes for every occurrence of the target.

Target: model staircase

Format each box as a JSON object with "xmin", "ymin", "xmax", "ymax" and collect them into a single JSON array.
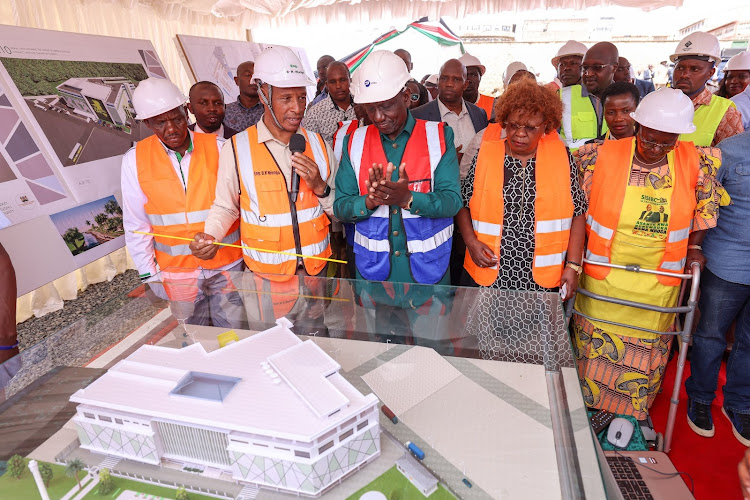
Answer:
[
  {"xmin": 97, "ymin": 456, "xmax": 121, "ymax": 471},
  {"xmin": 236, "ymin": 483, "xmax": 259, "ymax": 500}
]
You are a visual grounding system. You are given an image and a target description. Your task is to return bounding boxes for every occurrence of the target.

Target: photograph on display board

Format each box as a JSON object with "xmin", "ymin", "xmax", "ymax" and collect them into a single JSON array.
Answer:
[
  {"xmin": 49, "ymin": 195, "xmax": 124, "ymax": 256},
  {"xmin": 0, "ymin": 58, "xmax": 153, "ymax": 167},
  {"xmin": 176, "ymin": 34, "xmax": 316, "ymax": 104}
]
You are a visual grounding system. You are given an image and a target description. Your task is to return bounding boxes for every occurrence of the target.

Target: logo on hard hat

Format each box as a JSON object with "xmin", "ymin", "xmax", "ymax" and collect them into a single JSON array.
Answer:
[
  {"xmin": 685, "ymin": 41, "xmax": 693, "ymax": 48},
  {"xmin": 364, "ymin": 80, "xmax": 371, "ymax": 87}
]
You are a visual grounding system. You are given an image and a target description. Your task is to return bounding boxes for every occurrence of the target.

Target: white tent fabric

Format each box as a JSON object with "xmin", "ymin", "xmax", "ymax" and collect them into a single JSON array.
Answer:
[{"xmin": 209, "ymin": 0, "xmax": 684, "ymax": 26}]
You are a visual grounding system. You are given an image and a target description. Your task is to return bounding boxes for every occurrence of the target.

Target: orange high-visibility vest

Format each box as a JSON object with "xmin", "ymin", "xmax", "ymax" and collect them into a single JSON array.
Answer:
[
  {"xmin": 464, "ymin": 131, "xmax": 574, "ymax": 287},
  {"xmin": 585, "ymin": 137, "xmax": 699, "ymax": 286},
  {"xmin": 233, "ymin": 126, "xmax": 332, "ymax": 280},
  {"xmin": 476, "ymin": 94, "xmax": 495, "ymax": 118},
  {"xmin": 136, "ymin": 133, "xmax": 241, "ymax": 271},
  {"xmin": 482, "ymin": 123, "xmax": 503, "ymax": 142}
]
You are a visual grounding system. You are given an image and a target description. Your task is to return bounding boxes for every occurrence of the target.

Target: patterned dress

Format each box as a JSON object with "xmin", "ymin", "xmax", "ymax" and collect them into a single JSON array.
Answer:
[
  {"xmin": 572, "ymin": 143, "xmax": 726, "ymax": 419},
  {"xmin": 461, "ymin": 150, "xmax": 587, "ymax": 360}
]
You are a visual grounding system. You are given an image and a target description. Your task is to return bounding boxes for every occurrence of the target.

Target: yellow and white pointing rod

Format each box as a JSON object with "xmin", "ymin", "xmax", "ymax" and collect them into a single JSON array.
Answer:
[{"xmin": 131, "ymin": 231, "xmax": 347, "ymax": 265}]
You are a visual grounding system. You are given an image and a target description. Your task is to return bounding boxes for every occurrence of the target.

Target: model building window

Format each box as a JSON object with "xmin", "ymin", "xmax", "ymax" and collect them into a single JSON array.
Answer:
[
  {"xmin": 115, "ymin": 418, "xmax": 123, "ymax": 425},
  {"xmin": 318, "ymin": 441, "xmax": 333, "ymax": 454},
  {"xmin": 99, "ymin": 415, "xmax": 112, "ymax": 422},
  {"xmin": 357, "ymin": 421, "xmax": 368, "ymax": 431},
  {"xmin": 294, "ymin": 450, "xmax": 311, "ymax": 458},
  {"xmin": 83, "ymin": 412, "xmax": 94, "ymax": 419},
  {"xmin": 339, "ymin": 428, "xmax": 354, "ymax": 441}
]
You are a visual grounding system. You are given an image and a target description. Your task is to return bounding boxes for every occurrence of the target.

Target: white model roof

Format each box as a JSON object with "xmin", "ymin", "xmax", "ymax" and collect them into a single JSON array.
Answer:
[
  {"xmin": 57, "ymin": 78, "xmax": 112, "ymax": 100},
  {"xmin": 70, "ymin": 320, "xmax": 377, "ymax": 441}
]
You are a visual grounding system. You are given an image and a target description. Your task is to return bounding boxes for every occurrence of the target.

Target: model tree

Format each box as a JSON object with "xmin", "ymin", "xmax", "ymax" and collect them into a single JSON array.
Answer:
[
  {"xmin": 39, "ymin": 462, "xmax": 54, "ymax": 486},
  {"xmin": 175, "ymin": 486, "xmax": 190, "ymax": 500},
  {"xmin": 98, "ymin": 468, "xmax": 114, "ymax": 494},
  {"xmin": 65, "ymin": 459, "xmax": 86, "ymax": 490},
  {"xmin": 7, "ymin": 454, "xmax": 26, "ymax": 479}
]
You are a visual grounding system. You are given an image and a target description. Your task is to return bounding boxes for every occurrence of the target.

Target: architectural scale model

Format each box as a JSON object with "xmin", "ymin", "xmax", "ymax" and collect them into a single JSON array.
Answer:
[{"xmin": 69, "ymin": 318, "xmax": 381, "ymax": 497}]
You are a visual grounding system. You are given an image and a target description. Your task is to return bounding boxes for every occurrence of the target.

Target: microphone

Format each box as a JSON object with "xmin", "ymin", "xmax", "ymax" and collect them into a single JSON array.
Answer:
[{"xmin": 289, "ymin": 133, "xmax": 306, "ymax": 202}]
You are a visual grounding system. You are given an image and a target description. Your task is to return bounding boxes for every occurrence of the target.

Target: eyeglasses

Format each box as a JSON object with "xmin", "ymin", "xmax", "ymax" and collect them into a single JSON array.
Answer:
[
  {"xmin": 581, "ymin": 64, "xmax": 612, "ymax": 73},
  {"xmin": 638, "ymin": 131, "xmax": 678, "ymax": 152},
  {"xmin": 505, "ymin": 122, "xmax": 542, "ymax": 134},
  {"xmin": 409, "ymin": 93, "xmax": 420, "ymax": 101}
]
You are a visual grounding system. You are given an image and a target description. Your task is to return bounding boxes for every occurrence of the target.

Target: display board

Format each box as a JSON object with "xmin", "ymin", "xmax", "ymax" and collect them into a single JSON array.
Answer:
[
  {"xmin": 175, "ymin": 34, "xmax": 317, "ymax": 103},
  {"xmin": 0, "ymin": 25, "xmax": 169, "ymax": 295}
]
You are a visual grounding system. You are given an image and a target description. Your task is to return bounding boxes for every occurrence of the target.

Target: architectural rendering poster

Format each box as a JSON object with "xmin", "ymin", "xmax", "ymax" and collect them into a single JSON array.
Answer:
[
  {"xmin": 0, "ymin": 25, "xmax": 170, "ymax": 294},
  {"xmin": 0, "ymin": 25, "xmax": 169, "ymax": 203},
  {"xmin": 176, "ymin": 34, "xmax": 316, "ymax": 104}
]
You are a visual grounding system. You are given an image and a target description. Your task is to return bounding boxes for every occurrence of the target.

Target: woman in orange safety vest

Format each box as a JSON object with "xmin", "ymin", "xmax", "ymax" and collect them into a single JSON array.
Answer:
[
  {"xmin": 456, "ymin": 79, "xmax": 587, "ymax": 360},
  {"xmin": 572, "ymin": 88, "xmax": 728, "ymax": 420}
]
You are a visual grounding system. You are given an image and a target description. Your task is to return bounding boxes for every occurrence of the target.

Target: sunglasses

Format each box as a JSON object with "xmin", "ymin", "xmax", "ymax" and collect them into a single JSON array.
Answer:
[{"xmin": 409, "ymin": 93, "xmax": 420, "ymax": 101}]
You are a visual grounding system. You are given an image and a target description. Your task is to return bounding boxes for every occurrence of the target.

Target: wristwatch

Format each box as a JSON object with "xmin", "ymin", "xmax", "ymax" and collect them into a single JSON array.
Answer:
[
  {"xmin": 316, "ymin": 184, "xmax": 331, "ymax": 198},
  {"xmin": 565, "ymin": 261, "xmax": 583, "ymax": 276}
]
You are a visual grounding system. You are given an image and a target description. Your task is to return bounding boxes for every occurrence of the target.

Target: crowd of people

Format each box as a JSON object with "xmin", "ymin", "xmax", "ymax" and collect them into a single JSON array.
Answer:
[{"xmin": 117, "ymin": 30, "xmax": 749, "ymax": 450}]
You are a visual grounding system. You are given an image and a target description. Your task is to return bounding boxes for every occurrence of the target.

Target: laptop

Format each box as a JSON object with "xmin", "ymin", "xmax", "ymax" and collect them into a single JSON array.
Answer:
[{"xmin": 601, "ymin": 449, "xmax": 695, "ymax": 500}]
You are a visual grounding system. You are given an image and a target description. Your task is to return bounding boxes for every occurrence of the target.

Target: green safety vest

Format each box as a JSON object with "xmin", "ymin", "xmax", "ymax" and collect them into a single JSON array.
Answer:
[
  {"xmin": 559, "ymin": 85, "xmax": 608, "ymax": 151},
  {"xmin": 680, "ymin": 94, "xmax": 735, "ymax": 147}
]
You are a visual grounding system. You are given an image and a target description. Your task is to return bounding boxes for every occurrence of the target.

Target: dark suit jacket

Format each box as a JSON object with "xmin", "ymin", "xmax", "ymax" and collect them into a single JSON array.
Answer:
[
  {"xmin": 188, "ymin": 122, "xmax": 239, "ymax": 139},
  {"xmin": 411, "ymin": 99, "xmax": 488, "ymax": 134},
  {"xmin": 634, "ymin": 78, "xmax": 655, "ymax": 99}
]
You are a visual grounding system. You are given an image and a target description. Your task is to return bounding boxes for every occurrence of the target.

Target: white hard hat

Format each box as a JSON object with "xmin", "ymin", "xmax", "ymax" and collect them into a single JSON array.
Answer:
[
  {"xmin": 352, "ymin": 50, "xmax": 412, "ymax": 104},
  {"xmin": 630, "ymin": 87, "xmax": 696, "ymax": 134},
  {"xmin": 726, "ymin": 51, "xmax": 750, "ymax": 71},
  {"xmin": 458, "ymin": 53, "xmax": 486, "ymax": 76},
  {"xmin": 503, "ymin": 62, "xmax": 528, "ymax": 87},
  {"xmin": 552, "ymin": 40, "xmax": 588, "ymax": 67},
  {"xmin": 670, "ymin": 32, "xmax": 721, "ymax": 65},
  {"xmin": 132, "ymin": 78, "xmax": 186, "ymax": 120},
  {"xmin": 252, "ymin": 46, "xmax": 315, "ymax": 88},
  {"xmin": 425, "ymin": 74, "xmax": 439, "ymax": 86}
]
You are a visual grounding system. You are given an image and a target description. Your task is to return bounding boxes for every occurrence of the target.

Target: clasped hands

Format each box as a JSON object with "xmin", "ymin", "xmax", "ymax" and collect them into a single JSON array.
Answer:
[{"xmin": 364, "ymin": 162, "xmax": 412, "ymax": 211}]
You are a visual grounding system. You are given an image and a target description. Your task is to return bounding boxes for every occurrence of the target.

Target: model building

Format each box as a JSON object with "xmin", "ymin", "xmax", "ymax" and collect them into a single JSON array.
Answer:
[{"xmin": 70, "ymin": 318, "xmax": 381, "ymax": 497}]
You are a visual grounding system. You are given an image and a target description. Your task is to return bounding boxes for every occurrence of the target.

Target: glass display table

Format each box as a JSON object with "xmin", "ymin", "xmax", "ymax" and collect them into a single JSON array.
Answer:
[{"xmin": 0, "ymin": 268, "xmax": 609, "ymax": 499}]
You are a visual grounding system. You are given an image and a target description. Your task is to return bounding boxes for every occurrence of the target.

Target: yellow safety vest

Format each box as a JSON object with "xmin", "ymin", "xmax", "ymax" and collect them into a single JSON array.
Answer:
[
  {"xmin": 680, "ymin": 94, "xmax": 735, "ymax": 147},
  {"xmin": 559, "ymin": 85, "xmax": 608, "ymax": 152}
]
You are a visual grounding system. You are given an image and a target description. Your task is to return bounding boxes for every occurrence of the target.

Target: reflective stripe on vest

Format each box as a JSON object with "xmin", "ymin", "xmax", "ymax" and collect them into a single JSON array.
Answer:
[
  {"xmin": 584, "ymin": 137, "xmax": 699, "ymax": 286},
  {"xmin": 233, "ymin": 126, "xmax": 331, "ymax": 279},
  {"xmin": 333, "ymin": 120, "xmax": 359, "ymax": 162},
  {"xmin": 680, "ymin": 94, "xmax": 735, "ymax": 147},
  {"xmin": 559, "ymin": 85, "xmax": 607, "ymax": 151},
  {"xmin": 464, "ymin": 131, "xmax": 574, "ymax": 287},
  {"xmin": 348, "ymin": 120, "xmax": 452, "ymax": 284},
  {"xmin": 136, "ymin": 133, "xmax": 241, "ymax": 270}
]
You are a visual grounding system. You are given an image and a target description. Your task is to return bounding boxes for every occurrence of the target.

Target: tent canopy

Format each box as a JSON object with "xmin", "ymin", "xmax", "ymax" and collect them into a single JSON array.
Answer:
[{"xmin": 175, "ymin": 0, "xmax": 684, "ymax": 27}]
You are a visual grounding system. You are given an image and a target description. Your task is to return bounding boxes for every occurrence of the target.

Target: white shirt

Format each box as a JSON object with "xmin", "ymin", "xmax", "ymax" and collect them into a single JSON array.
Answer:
[
  {"xmin": 437, "ymin": 98, "xmax": 476, "ymax": 152},
  {"xmin": 121, "ymin": 130, "xmax": 239, "ymax": 279},
  {"xmin": 194, "ymin": 123, "xmax": 225, "ymax": 137}
]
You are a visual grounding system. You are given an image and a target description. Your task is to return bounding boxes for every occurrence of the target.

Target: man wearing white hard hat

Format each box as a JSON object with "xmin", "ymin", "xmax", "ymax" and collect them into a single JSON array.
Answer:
[
  {"xmin": 670, "ymin": 32, "xmax": 744, "ymax": 146},
  {"xmin": 122, "ymin": 77, "xmax": 243, "ymax": 326},
  {"xmin": 573, "ymin": 88, "xmax": 727, "ymax": 421},
  {"xmin": 726, "ymin": 51, "xmax": 750, "ymax": 130},
  {"xmin": 551, "ymin": 40, "xmax": 588, "ymax": 90},
  {"xmin": 334, "ymin": 50, "xmax": 461, "ymax": 286},
  {"xmin": 424, "ymin": 74, "xmax": 438, "ymax": 100},
  {"xmin": 191, "ymin": 46, "xmax": 337, "ymax": 332},
  {"xmin": 334, "ymin": 50, "xmax": 461, "ymax": 352},
  {"xmin": 458, "ymin": 53, "xmax": 494, "ymax": 119}
]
